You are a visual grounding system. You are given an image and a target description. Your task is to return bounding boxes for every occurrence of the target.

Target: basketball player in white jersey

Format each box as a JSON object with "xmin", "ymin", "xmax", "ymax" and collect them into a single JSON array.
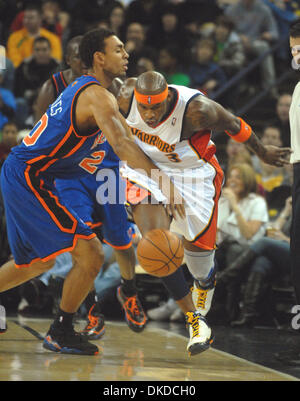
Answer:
[{"xmin": 116, "ymin": 71, "xmax": 291, "ymax": 356}]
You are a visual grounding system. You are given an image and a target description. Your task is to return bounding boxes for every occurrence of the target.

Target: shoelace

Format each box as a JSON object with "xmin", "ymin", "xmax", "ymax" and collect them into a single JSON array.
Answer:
[
  {"xmin": 186, "ymin": 312, "xmax": 200, "ymax": 338},
  {"xmin": 124, "ymin": 295, "xmax": 140, "ymax": 317},
  {"xmin": 86, "ymin": 314, "xmax": 99, "ymax": 330},
  {"xmin": 191, "ymin": 286, "xmax": 207, "ymax": 309}
]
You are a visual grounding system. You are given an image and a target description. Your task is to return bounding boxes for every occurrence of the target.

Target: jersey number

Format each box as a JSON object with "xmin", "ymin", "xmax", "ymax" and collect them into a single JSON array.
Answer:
[
  {"xmin": 79, "ymin": 151, "xmax": 106, "ymax": 174},
  {"xmin": 166, "ymin": 152, "xmax": 181, "ymax": 163},
  {"xmin": 23, "ymin": 114, "xmax": 48, "ymax": 147}
]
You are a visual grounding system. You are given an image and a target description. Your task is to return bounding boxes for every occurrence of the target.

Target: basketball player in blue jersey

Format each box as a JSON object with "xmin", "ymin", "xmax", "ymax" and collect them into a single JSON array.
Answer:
[
  {"xmin": 35, "ymin": 35, "xmax": 86, "ymax": 119},
  {"xmin": 0, "ymin": 28, "xmax": 183, "ymax": 355},
  {"xmin": 35, "ymin": 36, "xmax": 147, "ymax": 338},
  {"xmin": 35, "ymin": 35, "xmax": 122, "ymax": 118}
]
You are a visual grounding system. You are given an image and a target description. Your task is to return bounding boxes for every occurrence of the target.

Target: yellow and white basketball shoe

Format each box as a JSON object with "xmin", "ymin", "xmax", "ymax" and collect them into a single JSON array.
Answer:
[{"xmin": 185, "ymin": 311, "xmax": 214, "ymax": 356}]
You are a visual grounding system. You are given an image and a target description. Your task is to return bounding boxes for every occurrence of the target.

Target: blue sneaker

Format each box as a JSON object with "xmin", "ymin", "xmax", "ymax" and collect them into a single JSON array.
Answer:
[{"xmin": 43, "ymin": 324, "xmax": 99, "ymax": 355}]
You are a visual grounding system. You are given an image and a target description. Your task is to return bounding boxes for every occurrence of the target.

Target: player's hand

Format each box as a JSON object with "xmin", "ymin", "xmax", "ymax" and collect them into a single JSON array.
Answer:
[
  {"xmin": 222, "ymin": 187, "xmax": 238, "ymax": 208},
  {"xmin": 163, "ymin": 181, "xmax": 185, "ymax": 220},
  {"xmin": 260, "ymin": 145, "xmax": 292, "ymax": 167},
  {"xmin": 284, "ymin": 196, "xmax": 292, "ymax": 215},
  {"xmin": 267, "ymin": 229, "xmax": 288, "ymax": 242}
]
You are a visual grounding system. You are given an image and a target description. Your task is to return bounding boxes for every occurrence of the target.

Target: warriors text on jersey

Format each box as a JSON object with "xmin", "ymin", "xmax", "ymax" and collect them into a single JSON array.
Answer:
[{"xmin": 126, "ymin": 84, "xmax": 217, "ymax": 169}]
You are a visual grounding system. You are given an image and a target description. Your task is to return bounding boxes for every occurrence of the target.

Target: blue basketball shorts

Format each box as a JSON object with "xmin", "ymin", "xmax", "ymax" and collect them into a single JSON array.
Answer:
[
  {"xmin": 55, "ymin": 167, "xmax": 132, "ymax": 250},
  {"xmin": 0, "ymin": 155, "xmax": 95, "ymax": 268}
]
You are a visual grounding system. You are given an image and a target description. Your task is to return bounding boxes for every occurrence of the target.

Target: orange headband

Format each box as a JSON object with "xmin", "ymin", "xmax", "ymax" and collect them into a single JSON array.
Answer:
[
  {"xmin": 134, "ymin": 87, "xmax": 168, "ymax": 105},
  {"xmin": 225, "ymin": 117, "xmax": 252, "ymax": 143}
]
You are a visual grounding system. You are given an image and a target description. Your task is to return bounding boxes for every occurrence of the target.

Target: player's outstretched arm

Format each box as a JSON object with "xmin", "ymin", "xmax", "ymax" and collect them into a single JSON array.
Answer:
[
  {"xmin": 87, "ymin": 85, "xmax": 157, "ymax": 171},
  {"xmin": 185, "ymin": 95, "xmax": 292, "ymax": 167},
  {"xmin": 35, "ymin": 79, "xmax": 55, "ymax": 123}
]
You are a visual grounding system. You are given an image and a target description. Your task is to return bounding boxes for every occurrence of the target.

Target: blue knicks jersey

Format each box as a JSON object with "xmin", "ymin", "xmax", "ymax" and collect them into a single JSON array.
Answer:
[
  {"xmin": 50, "ymin": 71, "xmax": 120, "ymax": 171},
  {"xmin": 51, "ymin": 71, "xmax": 68, "ymax": 98},
  {"xmin": 12, "ymin": 75, "xmax": 117, "ymax": 179}
]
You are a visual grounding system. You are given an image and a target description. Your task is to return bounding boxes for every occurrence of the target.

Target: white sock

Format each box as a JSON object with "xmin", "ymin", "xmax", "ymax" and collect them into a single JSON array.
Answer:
[{"xmin": 184, "ymin": 249, "xmax": 215, "ymax": 286}]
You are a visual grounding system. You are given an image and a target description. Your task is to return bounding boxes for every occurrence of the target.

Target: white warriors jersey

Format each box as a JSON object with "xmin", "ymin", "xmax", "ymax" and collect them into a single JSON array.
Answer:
[
  {"xmin": 121, "ymin": 84, "xmax": 223, "ymax": 247},
  {"xmin": 125, "ymin": 84, "xmax": 216, "ymax": 171}
]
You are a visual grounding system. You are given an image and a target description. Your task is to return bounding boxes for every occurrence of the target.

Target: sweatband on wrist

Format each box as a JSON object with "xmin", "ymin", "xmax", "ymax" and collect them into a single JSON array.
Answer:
[
  {"xmin": 225, "ymin": 117, "xmax": 252, "ymax": 143},
  {"xmin": 134, "ymin": 87, "xmax": 168, "ymax": 105}
]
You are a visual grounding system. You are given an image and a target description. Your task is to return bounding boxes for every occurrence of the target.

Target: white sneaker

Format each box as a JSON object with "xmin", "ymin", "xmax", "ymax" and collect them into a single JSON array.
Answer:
[
  {"xmin": 170, "ymin": 308, "xmax": 184, "ymax": 322},
  {"xmin": 147, "ymin": 298, "xmax": 177, "ymax": 321},
  {"xmin": 185, "ymin": 311, "xmax": 214, "ymax": 356},
  {"xmin": 191, "ymin": 279, "xmax": 216, "ymax": 316}
]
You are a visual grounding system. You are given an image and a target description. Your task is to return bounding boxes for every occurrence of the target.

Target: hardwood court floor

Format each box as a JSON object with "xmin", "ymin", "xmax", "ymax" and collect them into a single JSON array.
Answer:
[{"xmin": 0, "ymin": 317, "xmax": 298, "ymax": 381}]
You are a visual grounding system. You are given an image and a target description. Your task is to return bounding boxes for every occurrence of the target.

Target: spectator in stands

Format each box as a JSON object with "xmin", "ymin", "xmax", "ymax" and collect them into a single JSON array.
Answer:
[
  {"xmin": 216, "ymin": 162, "xmax": 269, "ymax": 320},
  {"xmin": 158, "ymin": 45, "xmax": 191, "ymax": 86},
  {"xmin": 14, "ymin": 36, "xmax": 59, "ymax": 103},
  {"xmin": 186, "ymin": 38, "xmax": 227, "ymax": 95},
  {"xmin": 252, "ymin": 125, "xmax": 289, "ymax": 193},
  {"xmin": 271, "ymin": 93, "xmax": 292, "ymax": 147},
  {"xmin": 181, "ymin": 14, "xmax": 202, "ymax": 59},
  {"xmin": 217, "ymin": 163, "xmax": 269, "ymax": 249},
  {"xmin": 146, "ymin": 4, "xmax": 187, "ymax": 54},
  {"xmin": 262, "ymin": 0, "xmax": 297, "ymax": 60},
  {"xmin": 14, "ymin": 36, "xmax": 59, "ymax": 127},
  {"xmin": 0, "ymin": 121, "xmax": 18, "ymax": 166},
  {"xmin": 125, "ymin": 0, "xmax": 161, "ymax": 28},
  {"xmin": 212, "ymin": 15, "xmax": 246, "ymax": 77},
  {"xmin": 219, "ymin": 195, "xmax": 292, "ymax": 327},
  {"xmin": 9, "ymin": 1, "xmax": 64, "ymax": 40},
  {"xmin": 0, "ymin": 71, "xmax": 16, "ymax": 131},
  {"xmin": 6, "ymin": 3, "xmax": 62, "ymax": 68},
  {"xmin": 136, "ymin": 56, "xmax": 155, "ymax": 76},
  {"xmin": 41, "ymin": 1, "xmax": 64, "ymax": 39},
  {"xmin": 1, "ymin": 57, "xmax": 14, "ymax": 93},
  {"xmin": 124, "ymin": 22, "xmax": 156, "ymax": 77},
  {"xmin": 106, "ymin": 2, "xmax": 126, "ymax": 41},
  {"xmin": 225, "ymin": 0, "xmax": 279, "ymax": 96},
  {"xmin": 223, "ymin": 137, "xmax": 253, "ymax": 172},
  {"xmin": 180, "ymin": 0, "xmax": 223, "ymax": 27}
]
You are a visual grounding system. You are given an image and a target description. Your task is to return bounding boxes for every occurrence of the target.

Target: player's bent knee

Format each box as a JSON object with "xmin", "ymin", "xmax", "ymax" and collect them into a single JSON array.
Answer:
[
  {"xmin": 75, "ymin": 238, "xmax": 104, "ymax": 278},
  {"xmin": 33, "ymin": 258, "xmax": 56, "ymax": 274}
]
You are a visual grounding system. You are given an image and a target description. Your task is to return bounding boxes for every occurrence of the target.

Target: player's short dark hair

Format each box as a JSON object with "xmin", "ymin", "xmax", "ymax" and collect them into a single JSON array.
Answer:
[
  {"xmin": 33, "ymin": 36, "xmax": 51, "ymax": 48},
  {"xmin": 79, "ymin": 28, "xmax": 115, "ymax": 69},
  {"xmin": 290, "ymin": 19, "xmax": 300, "ymax": 38}
]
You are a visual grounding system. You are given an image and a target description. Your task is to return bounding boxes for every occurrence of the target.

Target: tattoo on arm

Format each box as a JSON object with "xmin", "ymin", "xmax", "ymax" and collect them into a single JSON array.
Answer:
[
  {"xmin": 245, "ymin": 132, "xmax": 266, "ymax": 158},
  {"xmin": 185, "ymin": 96, "xmax": 241, "ymax": 135},
  {"xmin": 185, "ymin": 95, "xmax": 266, "ymax": 161}
]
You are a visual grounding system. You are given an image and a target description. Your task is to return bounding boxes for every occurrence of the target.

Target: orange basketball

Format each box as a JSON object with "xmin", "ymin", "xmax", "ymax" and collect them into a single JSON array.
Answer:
[{"xmin": 137, "ymin": 229, "xmax": 184, "ymax": 277}]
